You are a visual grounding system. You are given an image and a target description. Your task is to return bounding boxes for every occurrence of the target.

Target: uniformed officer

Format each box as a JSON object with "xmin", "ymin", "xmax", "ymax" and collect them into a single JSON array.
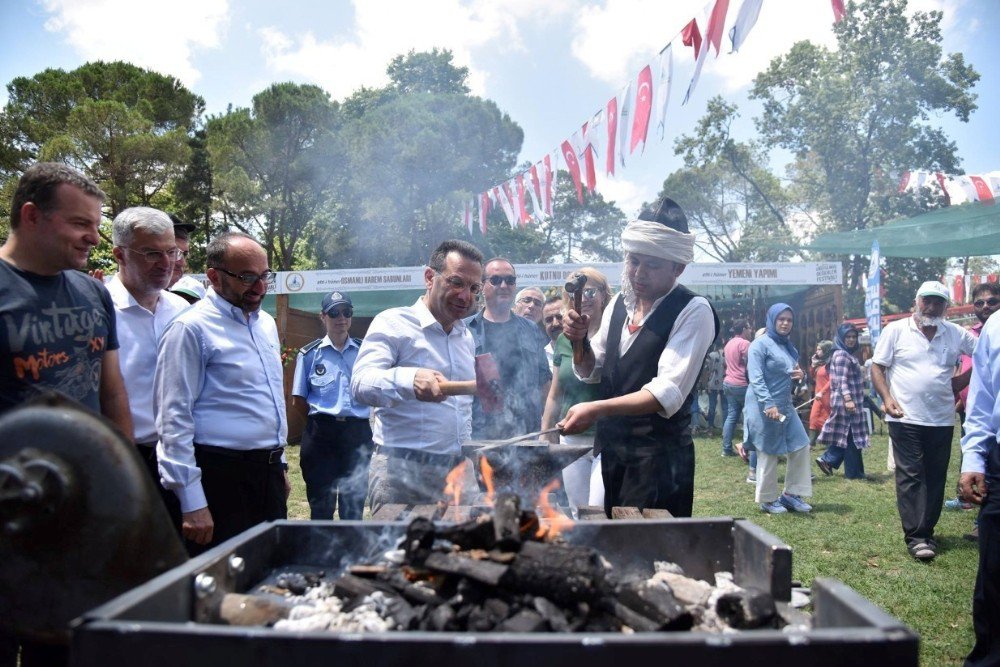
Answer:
[{"xmin": 291, "ymin": 291, "xmax": 372, "ymax": 520}]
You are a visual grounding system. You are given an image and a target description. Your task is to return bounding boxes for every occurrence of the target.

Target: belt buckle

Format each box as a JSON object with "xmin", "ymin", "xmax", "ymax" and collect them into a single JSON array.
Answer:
[{"xmin": 268, "ymin": 448, "xmax": 284, "ymax": 464}]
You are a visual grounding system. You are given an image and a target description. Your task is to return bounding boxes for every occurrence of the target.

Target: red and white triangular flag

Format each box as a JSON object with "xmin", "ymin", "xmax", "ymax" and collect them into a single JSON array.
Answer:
[
  {"xmin": 605, "ymin": 96, "xmax": 619, "ymax": 176},
  {"xmin": 630, "ymin": 65, "xmax": 653, "ymax": 155},
  {"xmin": 463, "ymin": 200, "xmax": 472, "ymax": 234},
  {"xmin": 479, "ymin": 192, "xmax": 489, "ymax": 234},
  {"xmin": 683, "ymin": 0, "xmax": 730, "ymax": 106},
  {"xmin": 561, "ymin": 139, "xmax": 584, "ymax": 204}
]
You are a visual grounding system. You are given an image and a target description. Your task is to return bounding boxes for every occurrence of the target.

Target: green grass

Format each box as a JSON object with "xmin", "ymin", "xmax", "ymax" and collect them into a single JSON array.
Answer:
[{"xmin": 283, "ymin": 430, "xmax": 978, "ymax": 666}]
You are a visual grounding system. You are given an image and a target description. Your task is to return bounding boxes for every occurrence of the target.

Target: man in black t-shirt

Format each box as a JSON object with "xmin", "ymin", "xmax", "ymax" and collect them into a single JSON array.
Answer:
[
  {"xmin": 464, "ymin": 258, "xmax": 551, "ymax": 440},
  {"xmin": 0, "ymin": 163, "xmax": 132, "ymax": 438}
]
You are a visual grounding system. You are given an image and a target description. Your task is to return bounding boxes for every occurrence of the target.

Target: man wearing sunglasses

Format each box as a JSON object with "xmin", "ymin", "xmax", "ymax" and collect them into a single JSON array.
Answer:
[
  {"xmin": 353, "ymin": 239, "xmax": 483, "ymax": 513},
  {"xmin": 464, "ymin": 259, "xmax": 551, "ymax": 440},
  {"xmin": 291, "ymin": 292, "xmax": 371, "ymax": 520},
  {"xmin": 108, "ymin": 207, "xmax": 191, "ymax": 492},
  {"xmin": 155, "ymin": 232, "xmax": 288, "ymax": 555}
]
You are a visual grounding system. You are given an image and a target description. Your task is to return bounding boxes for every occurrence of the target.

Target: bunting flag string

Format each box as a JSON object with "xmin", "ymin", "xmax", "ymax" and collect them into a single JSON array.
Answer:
[
  {"xmin": 461, "ymin": 0, "xmax": 779, "ymax": 235},
  {"xmin": 898, "ymin": 169, "xmax": 1000, "ymax": 205}
]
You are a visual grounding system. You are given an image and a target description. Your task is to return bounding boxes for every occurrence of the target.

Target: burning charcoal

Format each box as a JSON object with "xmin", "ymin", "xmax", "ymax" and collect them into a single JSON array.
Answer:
[
  {"xmin": 504, "ymin": 540, "xmax": 612, "ymax": 605},
  {"xmin": 380, "ymin": 571, "xmax": 445, "ymax": 607},
  {"xmin": 610, "ymin": 600, "xmax": 661, "ymax": 633},
  {"xmin": 427, "ymin": 602, "xmax": 458, "ymax": 631},
  {"xmin": 518, "ymin": 510, "xmax": 541, "ymax": 540},
  {"xmin": 424, "ymin": 551, "xmax": 509, "ymax": 587},
  {"xmin": 615, "ymin": 581, "xmax": 693, "ymax": 631},
  {"xmin": 348, "ymin": 565, "xmax": 387, "ymax": 578},
  {"xmin": 218, "ymin": 593, "xmax": 292, "ymax": 627},
  {"xmin": 492, "ymin": 493, "xmax": 522, "ymax": 550},
  {"xmin": 498, "ymin": 609, "xmax": 547, "ymax": 633},
  {"xmin": 404, "ymin": 517, "xmax": 437, "ymax": 565},
  {"xmin": 383, "ymin": 595, "xmax": 418, "ymax": 630},
  {"xmin": 274, "ymin": 572, "xmax": 322, "ymax": 596},
  {"xmin": 532, "ymin": 597, "xmax": 570, "ymax": 632},
  {"xmin": 649, "ymin": 571, "xmax": 712, "ymax": 607},
  {"xmin": 332, "ymin": 574, "xmax": 396, "ymax": 606},
  {"xmin": 437, "ymin": 515, "xmax": 496, "ymax": 551},
  {"xmin": 716, "ymin": 588, "xmax": 778, "ymax": 629}
]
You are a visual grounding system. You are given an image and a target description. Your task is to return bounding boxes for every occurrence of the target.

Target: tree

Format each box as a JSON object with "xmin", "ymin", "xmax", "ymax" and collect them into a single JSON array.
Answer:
[
  {"xmin": 386, "ymin": 49, "xmax": 470, "ymax": 95},
  {"xmin": 749, "ymin": 0, "xmax": 979, "ymax": 292},
  {"xmin": 1, "ymin": 61, "xmax": 204, "ymax": 217},
  {"xmin": 536, "ymin": 171, "xmax": 627, "ymax": 263},
  {"xmin": 207, "ymin": 83, "xmax": 344, "ymax": 270}
]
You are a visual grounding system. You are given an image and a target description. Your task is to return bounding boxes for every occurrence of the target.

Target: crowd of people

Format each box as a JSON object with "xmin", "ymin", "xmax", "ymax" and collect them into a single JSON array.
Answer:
[{"xmin": 1, "ymin": 162, "xmax": 998, "ymax": 665}]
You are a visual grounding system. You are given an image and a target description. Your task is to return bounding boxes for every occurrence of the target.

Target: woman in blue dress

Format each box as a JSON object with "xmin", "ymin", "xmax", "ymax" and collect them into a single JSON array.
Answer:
[{"xmin": 746, "ymin": 303, "xmax": 813, "ymax": 514}]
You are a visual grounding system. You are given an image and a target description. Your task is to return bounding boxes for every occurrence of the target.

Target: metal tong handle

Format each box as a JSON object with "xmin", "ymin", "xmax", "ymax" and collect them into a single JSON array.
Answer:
[{"xmin": 473, "ymin": 427, "xmax": 563, "ymax": 453}]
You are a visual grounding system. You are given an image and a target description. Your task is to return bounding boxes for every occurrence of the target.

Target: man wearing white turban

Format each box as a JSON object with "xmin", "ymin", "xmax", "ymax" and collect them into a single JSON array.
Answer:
[{"xmin": 560, "ymin": 197, "xmax": 718, "ymax": 517}]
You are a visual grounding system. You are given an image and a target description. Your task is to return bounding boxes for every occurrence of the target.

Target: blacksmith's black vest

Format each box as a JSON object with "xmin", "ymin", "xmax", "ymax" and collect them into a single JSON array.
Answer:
[{"xmin": 595, "ymin": 285, "xmax": 719, "ymax": 453}]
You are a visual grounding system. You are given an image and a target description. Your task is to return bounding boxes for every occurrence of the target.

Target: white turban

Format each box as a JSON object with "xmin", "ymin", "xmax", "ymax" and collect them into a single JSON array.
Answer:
[{"xmin": 621, "ymin": 218, "xmax": 695, "ymax": 265}]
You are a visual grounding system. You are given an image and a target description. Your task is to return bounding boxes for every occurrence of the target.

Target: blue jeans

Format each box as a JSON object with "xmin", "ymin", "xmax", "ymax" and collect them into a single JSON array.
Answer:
[
  {"xmin": 722, "ymin": 383, "xmax": 747, "ymax": 453},
  {"xmin": 820, "ymin": 431, "xmax": 866, "ymax": 479},
  {"xmin": 707, "ymin": 389, "xmax": 726, "ymax": 428}
]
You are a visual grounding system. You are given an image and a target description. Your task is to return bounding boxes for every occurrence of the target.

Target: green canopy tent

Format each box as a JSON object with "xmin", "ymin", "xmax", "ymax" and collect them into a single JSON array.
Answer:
[{"xmin": 802, "ymin": 202, "xmax": 1000, "ymax": 257}]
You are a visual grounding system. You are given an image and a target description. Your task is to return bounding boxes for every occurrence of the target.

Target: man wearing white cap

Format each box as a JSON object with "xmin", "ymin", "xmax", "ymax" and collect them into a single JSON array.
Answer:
[
  {"xmin": 871, "ymin": 280, "xmax": 977, "ymax": 561},
  {"xmin": 560, "ymin": 198, "xmax": 718, "ymax": 517}
]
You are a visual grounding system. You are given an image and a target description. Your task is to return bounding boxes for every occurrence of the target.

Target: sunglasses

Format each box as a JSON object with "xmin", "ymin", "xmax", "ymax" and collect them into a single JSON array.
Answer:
[
  {"xmin": 326, "ymin": 307, "xmax": 353, "ymax": 318},
  {"xmin": 543, "ymin": 314, "xmax": 563, "ymax": 324},
  {"xmin": 488, "ymin": 275, "xmax": 517, "ymax": 287},
  {"xmin": 974, "ymin": 297, "xmax": 1000, "ymax": 308},
  {"xmin": 581, "ymin": 288, "xmax": 601, "ymax": 299}
]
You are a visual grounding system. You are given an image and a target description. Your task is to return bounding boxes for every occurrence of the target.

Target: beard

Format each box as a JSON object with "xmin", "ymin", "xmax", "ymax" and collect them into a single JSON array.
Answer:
[{"xmin": 917, "ymin": 314, "xmax": 943, "ymax": 327}]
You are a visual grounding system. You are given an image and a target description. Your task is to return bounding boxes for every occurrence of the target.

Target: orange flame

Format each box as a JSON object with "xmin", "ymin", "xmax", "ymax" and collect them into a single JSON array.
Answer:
[
  {"xmin": 479, "ymin": 455, "xmax": 495, "ymax": 506},
  {"xmin": 443, "ymin": 460, "xmax": 469, "ymax": 506},
  {"xmin": 535, "ymin": 479, "xmax": 575, "ymax": 539}
]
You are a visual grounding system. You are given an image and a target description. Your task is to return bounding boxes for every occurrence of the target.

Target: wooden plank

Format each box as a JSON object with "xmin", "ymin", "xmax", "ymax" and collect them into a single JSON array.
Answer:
[
  {"xmin": 642, "ymin": 508, "xmax": 674, "ymax": 519},
  {"xmin": 611, "ymin": 506, "xmax": 644, "ymax": 520},
  {"xmin": 371, "ymin": 504, "xmax": 409, "ymax": 521},
  {"xmin": 409, "ymin": 504, "xmax": 443, "ymax": 521},
  {"xmin": 577, "ymin": 505, "xmax": 607, "ymax": 521}
]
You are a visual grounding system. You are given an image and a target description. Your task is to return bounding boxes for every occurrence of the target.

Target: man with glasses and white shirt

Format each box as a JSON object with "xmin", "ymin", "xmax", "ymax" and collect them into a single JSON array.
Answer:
[
  {"xmin": 108, "ymin": 208, "xmax": 190, "ymax": 488},
  {"xmin": 464, "ymin": 259, "xmax": 552, "ymax": 439},
  {"xmin": 352, "ymin": 240, "xmax": 483, "ymax": 513},
  {"xmin": 155, "ymin": 232, "xmax": 288, "ymax": 554}
]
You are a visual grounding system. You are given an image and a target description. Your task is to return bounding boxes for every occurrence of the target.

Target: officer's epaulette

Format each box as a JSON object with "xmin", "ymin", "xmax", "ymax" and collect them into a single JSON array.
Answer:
[
  {"xmin": 351, "ymin": 336, "xmax": 363, "ymax": 347},
  {"xmin": 298, "ymin": 338, "xmax": 323, "ymax": 356}
]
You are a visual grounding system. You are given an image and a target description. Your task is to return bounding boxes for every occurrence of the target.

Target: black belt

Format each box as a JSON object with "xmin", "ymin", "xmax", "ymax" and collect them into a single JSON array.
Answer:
[
  {"xmin": 374, "ymin": 445, "xmax": 460, "ymax": 467},
  {"xmin": 312, "ymin": 414, "xmax": 369, "ymax": 423},
  {"xmin": 194, "ymin": 444, "xmax": 285, "ymax": 465}
]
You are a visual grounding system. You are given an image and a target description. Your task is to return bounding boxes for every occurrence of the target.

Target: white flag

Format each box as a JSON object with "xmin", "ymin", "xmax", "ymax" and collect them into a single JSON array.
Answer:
[
  {"xmin": 654, "ymin": 44, "xmax": 673, "ymax": 140},
  {"xmin": 618, "ymin": 81, "xmax": 632, "ymax": 168},
  {"xmin": 728, "ymin": 0, "xmax": 763, "ymax": 53}
]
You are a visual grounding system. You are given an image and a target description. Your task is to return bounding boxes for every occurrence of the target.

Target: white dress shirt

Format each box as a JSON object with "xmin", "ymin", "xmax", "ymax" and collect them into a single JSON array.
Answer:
[
  {"xmin": 961, "ymin": 312, "xmax": 1000, "ymax": 474},
  {"xmin": 155, "ymin": 288, "xmax": 287, "ymax": 512},
  {"xmin": 872, "ymin": 316, "xmax": 976, "ymax": 427},
  {"xmin": 574, "ymin": 287, "xmax": 715, "ymax": 419},
  {"xmin": 350, "ymin": 298, "xmax": 473, "ymax": 455},
  {"xmin": 107, "ymin": 276, "xmax": 189, "ymax": 443}
]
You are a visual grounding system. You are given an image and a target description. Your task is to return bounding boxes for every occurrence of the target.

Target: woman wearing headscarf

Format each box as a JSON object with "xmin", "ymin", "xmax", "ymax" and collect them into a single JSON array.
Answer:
[
  {"xmin": 815, "ymin": 324, "xmax": 868, "ymax": 479},
  {"xmin": 808, "ymin": 340, "xmax": 834, "ymax": 448},
  {"xmin": 746, "ymin": 304, "xmax": 813, "ymax": 513}
]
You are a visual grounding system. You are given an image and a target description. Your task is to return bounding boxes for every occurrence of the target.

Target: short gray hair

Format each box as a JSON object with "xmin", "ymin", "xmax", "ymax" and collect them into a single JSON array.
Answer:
[{"xmin": 112, "ymin": 207, "xmax": 174, "ymax": 247}]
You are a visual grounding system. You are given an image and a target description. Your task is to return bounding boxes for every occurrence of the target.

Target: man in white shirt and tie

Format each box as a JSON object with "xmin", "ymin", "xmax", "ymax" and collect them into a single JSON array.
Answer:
[
  {"xmin": 107, "ymin": 207, "xmax": 190, "ymax": 487},
  {"xmin": 155, "ymin": 232, "xmax": 288, "ymax": 554},
  {"xmin": 352, "ymin": 239, "xmax": 483, "ymax": 513}
]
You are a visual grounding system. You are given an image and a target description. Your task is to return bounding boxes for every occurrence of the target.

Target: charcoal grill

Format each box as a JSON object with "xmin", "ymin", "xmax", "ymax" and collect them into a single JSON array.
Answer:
[
  {"xmin": 461, "ymin": 440, "xmax": 590, "ymax": 501},
  {"xmin": 71, "ymin": 519, "xmax": 918, "ymax": 666}
]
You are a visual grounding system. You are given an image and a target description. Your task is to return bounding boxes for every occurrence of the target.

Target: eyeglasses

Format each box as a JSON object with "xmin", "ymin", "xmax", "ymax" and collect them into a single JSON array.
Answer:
[
  {"xmin": 215, "ymin": 267, "xmax": 276, "ymax": 286},
  {"xmin": 488, "ymin": 275, "xmax": 517, "ymax": 287},
  {"xmin": 518, "ymin": 296, "xmax": 543, "ymax": 307},
  {"xmin": 543, "ymin": 314, "xmax": 563, "ymax": 324},
  {"xmin": 123, "ymin": 247, "xmax": 183, "ymax": 264},
  {"xmin": 326, "ymin": 307, "xmax": 353, "ymax": 318},
  {"xmin": 436, "ymin": 270, "xmax": 482, "ymax": 295},
  {"xmin": 582, "ymin": 288, "xmax": 601, "ymax": 300},
  {"xmin": 974, "ymin": 297, "xmax": 1000, "ymax": 308}
]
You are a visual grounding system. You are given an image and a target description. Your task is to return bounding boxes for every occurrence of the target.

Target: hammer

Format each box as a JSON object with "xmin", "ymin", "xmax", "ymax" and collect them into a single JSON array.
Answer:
[
  {"xmin": 438, "ymin": 353, "xmax": 504, "ymax": 413},
  {"xmin": 564, "ymin": 272, "xmax": 589, "ymax": 364}
]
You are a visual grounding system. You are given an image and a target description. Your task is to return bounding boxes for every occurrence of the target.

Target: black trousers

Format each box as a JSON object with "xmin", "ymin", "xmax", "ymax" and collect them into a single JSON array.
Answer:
[
  {"xmin": 300, "ymin": 415, "xmax": 373, "ymax": 520},
  {"xmin": 967, "ymin": 439, "xmax": 1000, "ymax": 666},
  {"xmin": 188, "ymin": 445, "xmax": 287, "ymax": 556},
  {"xmin": 136, "ymin": 442, "xmax": 183, "ymax": 536},
  {"xmin": 601, "ymin": 435, "xmax": 695, "ymax": 518},
  {"xmin": 889, "ymin": 421, "xmax": 953, "ymax": 548}
]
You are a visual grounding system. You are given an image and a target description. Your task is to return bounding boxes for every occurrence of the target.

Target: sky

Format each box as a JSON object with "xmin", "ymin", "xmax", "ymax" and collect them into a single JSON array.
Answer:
[{"xmin": 1, "ymin": 0, "xmax": 997, "ymax": 222}]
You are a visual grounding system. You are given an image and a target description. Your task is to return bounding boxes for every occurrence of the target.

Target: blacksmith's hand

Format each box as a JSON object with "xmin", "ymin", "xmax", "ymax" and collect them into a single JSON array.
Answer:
[
  {"xmin": 562, "ymin": 309, "xmax": 590, "ymax": 342},
  {"xmin": 959, "ymin": 471, "xmax": 987, "ymax": 506},
  {"xmin": 883, "ymin": 395, "xmax": 904, "ymax": 419},
  {"xmin": 413, "ymin": 369, "xmax": 447, "ymax": 402},
  {"xmin": 183, "ymin": 507, "xmax": 214, "ymax": 545},
  {"xmin": 764, "ymin": 406, "xmax": 782, "ymax": 421},
  {"xmin": 559, "ymin": 401, "xmax": 601, "ymax": 434}
]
